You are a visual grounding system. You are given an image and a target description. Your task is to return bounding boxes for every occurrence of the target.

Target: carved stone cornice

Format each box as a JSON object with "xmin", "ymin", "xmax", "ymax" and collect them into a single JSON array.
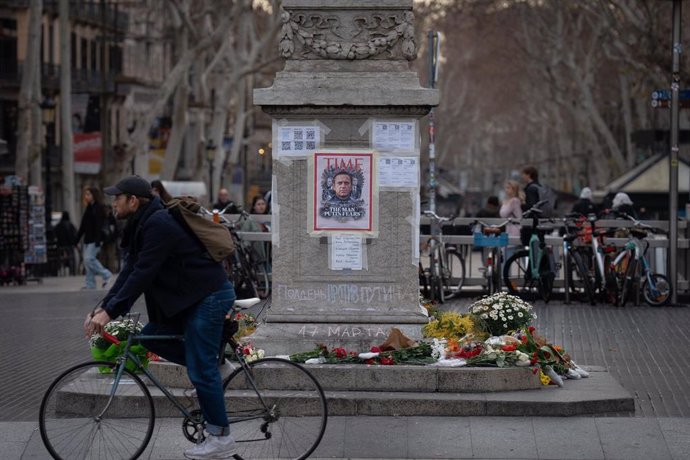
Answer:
[
  {"xmin": 279, "ymin": 5, "xmax": 416, "ymax": 61},
  {"xmin": 261, "ymin": 105, "xmax": 432, "ymax": 117}
]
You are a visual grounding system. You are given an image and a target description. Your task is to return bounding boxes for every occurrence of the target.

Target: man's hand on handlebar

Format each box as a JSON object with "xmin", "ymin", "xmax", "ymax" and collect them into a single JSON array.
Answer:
[{"xmin": 84, "ymin": 308, "xmax": 112, "ymax": 339}]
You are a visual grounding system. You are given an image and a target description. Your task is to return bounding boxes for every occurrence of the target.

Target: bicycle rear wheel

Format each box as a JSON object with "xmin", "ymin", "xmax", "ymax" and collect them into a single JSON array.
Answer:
[
  {"xmin": 253, "ymin": 261, "xmax": 271, "ymax": 299},
  {"xmin": 503, "ymin": 249, "xmax": 538, "ymax": 300},
  {"xmin": 618, "ymin": 258, "xmax": 637, "ymax": 307},
  {"xmin": 443, "ymin": 249, "xmax": 466, "ymax": 297},
  {"xmin": 568, "ymin": 251, "xmax": 595, "ymax": 305},
  {"xmin": 223, "ymin": 358, "xmax": 328, "ymax": 460},
  {"xmin": 39, "ymin": 361, "xmax": 154, "ymax": 460}
]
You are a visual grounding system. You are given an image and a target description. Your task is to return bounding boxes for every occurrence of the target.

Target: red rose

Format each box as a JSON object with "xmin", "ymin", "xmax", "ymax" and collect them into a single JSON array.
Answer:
[
  {"xmin": 528, "ymin": 326, "xmax": 536, "ymax": 334},
  {"xmin": 333, "ymin": 347, "xmax": 347, "ymax": 359},
  {"xmin": 365, "ymin": 358, "xmax": 376, "ymax": 365},
  {"xmin": 532, "ymin": 368, "xmax": 539, "ymax": 374},
  {"xmin": 521, "ymin": 336, "xmax": 528, "ymax": 344},
  {"xmin": 380, "ymin": 356, "xmax": 395, "ymax": 365},
  {"xmin": 370, "ymin": 346, "xmax": 381, "ymax": 353},
  {"xmin": 243, "ymin": 347, "xmax": 251, "ymax": 355},
  {"xmin": 501, "ymin": 344, "xmax": 517, "ymax": 352}
]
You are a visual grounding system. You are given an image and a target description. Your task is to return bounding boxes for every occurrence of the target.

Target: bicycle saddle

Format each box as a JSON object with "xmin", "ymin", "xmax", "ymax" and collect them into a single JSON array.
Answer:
[{"xmin": 235, "ymin": 298, "xmax": 260, "ymax": 309}]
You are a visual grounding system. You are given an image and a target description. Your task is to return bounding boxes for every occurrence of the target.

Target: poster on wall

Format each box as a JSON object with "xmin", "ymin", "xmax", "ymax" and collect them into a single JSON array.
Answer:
[{"xmin": 308, "ymin": 151, "xmax": 378, "ymax": 236}]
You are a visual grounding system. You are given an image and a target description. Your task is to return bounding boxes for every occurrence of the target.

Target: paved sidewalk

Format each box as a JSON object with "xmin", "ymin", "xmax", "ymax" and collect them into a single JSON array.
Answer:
[
  {"xmin": 7, "ymin": 416, "xmax": 690, "ymax": 459},
  {"xmin": 3, "ymin": 276, "xmax": 690, "ymax": 459}
]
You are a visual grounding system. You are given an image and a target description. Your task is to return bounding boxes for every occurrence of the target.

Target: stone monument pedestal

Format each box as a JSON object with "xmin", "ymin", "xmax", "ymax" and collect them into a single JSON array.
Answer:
[{"xmin": 251, "ymin": 0, "xmax": 438, "ymax": 355}]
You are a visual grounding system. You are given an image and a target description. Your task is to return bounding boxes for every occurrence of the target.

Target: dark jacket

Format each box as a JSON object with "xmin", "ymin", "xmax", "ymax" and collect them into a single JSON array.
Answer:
[
  {"xmin": 102, "ymin": 197, "xmax": 227, "ymax": 322},
  {"xmin": 572, "ymin": 199, "xmax": 597, "ymax": 217},
  {"xmin": 76, "ymin": 202, "xmax": 106, "ymax": 245},
  {"xmin": 523, "ymin": 181, "xmax": 540, "ymax": 212}
]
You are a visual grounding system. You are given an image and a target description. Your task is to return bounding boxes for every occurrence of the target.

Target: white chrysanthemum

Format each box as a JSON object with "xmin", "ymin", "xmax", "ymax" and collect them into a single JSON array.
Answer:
[
  {"xmin": 518, "ymin": 312, "xmax": 524, "ymax": 318},
  {"xmin": 508, "ymin": 316, "xmax": 514, "ymax": 320},
  {"xmin": 481, "ymin": 313, "xmax": 488, "ymax": 319}
]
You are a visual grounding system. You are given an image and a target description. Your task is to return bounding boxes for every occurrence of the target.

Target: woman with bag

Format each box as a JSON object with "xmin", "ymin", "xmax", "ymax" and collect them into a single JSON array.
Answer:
[{"xmin": 75, "ymin": 187, "xmax": 112, "ymax": 289}]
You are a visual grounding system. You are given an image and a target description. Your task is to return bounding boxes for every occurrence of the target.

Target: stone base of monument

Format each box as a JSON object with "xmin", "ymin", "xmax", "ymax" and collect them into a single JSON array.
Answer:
[
  {"xmin": 245, "ymin": 322, "xmax": 425, "ymax": 356},
  {"xmin": 139, "ymin": 361, "xmax": 633, "ymax": 417}
]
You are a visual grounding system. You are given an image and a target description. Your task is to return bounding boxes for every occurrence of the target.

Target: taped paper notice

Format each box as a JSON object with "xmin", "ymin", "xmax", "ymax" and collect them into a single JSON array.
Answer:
[
  {"xmin": 330, "ymin": 234, "xmax": 363, "ymax": 270},
  {"xmin": 378, "ymin": 156, "xmax": 419, "ymax": 188},
  {"xmin": 373, "ymin": 121, "xmax": 416, "ymax": 152},
  {"xmin": 277, "ymin": 126, "xmax": 320, "ymax": 157}
]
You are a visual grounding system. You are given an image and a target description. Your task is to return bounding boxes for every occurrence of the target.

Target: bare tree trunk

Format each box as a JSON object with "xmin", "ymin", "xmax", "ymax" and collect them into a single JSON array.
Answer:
[
  {"xmin": 16, "ymin": 0, "xmax": 43, "ymax": 182},
  {"xmin": 619, "ymin": 73, "xmax": 635, "ymax": 169},
  {"xmin": 59, "ymin": 0, "xmax": 76, "ymax": 221},
  {"xmin": 160, "ymin": 82, "xmax": 190, "ymax": 180}
]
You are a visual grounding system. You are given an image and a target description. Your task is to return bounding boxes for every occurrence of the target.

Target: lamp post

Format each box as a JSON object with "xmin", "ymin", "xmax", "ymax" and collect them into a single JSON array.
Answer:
[
  {"xmin": 206, "ymin": 139, "xmax": 216, "ymax": 204},
  {"xmin": 40, "ymin": 96, "xmax": 56, "ymax": 228}
]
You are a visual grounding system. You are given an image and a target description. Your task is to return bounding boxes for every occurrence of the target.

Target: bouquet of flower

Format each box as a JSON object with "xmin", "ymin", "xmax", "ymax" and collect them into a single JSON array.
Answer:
[
  {"xmin": 233, "ymin": 312, "xmax": 257, "ymax": 339},
  {"xmin": 468, "ymin": 292, "xmax": 536, "ymax": 336},
  {"xmin": 422, "ymin": 311, "xmax": 476, "ymax": 341},
  {"xmin": 89, "ymin": 319, "xmax": 149, "ymax": 373},
  {"xmin": 239, "ymin": 342, "xmax": 265, "ymax": 363}
]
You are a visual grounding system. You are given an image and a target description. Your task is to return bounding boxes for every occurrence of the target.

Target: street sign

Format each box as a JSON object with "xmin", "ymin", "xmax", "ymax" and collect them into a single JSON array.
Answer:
[
  {"xmin": 651, "ymin": 89, "xmax": 690, "ymax": 100},
  {"xmin": 651, "ymin": 98, "xmax": 690, "ymax": 108}
]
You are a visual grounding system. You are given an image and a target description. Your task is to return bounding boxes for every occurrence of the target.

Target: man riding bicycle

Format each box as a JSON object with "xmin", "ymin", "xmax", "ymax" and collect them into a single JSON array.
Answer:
[{"xmin": 83, "ymin": 175, "xmax": 237, "ymax": 460}]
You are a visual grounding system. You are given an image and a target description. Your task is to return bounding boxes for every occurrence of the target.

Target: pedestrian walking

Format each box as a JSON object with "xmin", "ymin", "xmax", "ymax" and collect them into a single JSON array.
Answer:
[
  {"xmin": 500, "ymin": 180, "xmax": 523, "ymax": 260},
  {"xmin": 520, "ymin": 166, "xmax": 540, "ymax": 245},
  {"xmin": 53, "ymin": 211, "xmax": 78, "ymax": 275},
  {"xmin": 612, "ymin": 192, "xmax": 637, "ymax": 219},
  {"xmin": 84, "ymin": 175, "xmax": 238, "ymax": 459},
  {"xmin": 213, "ymin": 188, "xmax": 239, "ymax": 213},
  {"xmin": 476, "ymin": 196, "xmax": 500, "ymax": 218},
  {"xmin": 572, "ymin": 187, "xmax": 597, "ymax": 216},
  {"xmin": 75, "ymin": 187, "xmax": 112, "ymax": 289}
]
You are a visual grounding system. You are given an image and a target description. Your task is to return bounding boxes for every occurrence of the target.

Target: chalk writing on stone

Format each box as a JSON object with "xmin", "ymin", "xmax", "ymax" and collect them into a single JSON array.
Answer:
[
  {"xmin": 277, "ymin": 283, "xmax": 399, "ymax": 304},
  {"xmin": 297, "ymin": 325, "xmax": 387, "ymax": 338}
]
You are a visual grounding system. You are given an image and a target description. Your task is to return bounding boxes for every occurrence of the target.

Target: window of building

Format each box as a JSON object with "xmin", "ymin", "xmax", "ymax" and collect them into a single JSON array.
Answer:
[
  {"xmin": 0, "ymin": 18, "xmax": 18, "ymax": 77},
  {"xmin": 80, "ymin": 37, "xmax": 88, "ymax": 70}
]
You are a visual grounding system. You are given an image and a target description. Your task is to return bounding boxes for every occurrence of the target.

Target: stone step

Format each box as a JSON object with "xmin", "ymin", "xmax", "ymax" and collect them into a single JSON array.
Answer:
[
  {"xmin": 141, "ymin": 361, "xmax": 633, "ymax": 416},
  {"xmin": 55, "ymin": 367, "xmax": 632, "ymax": 417},
  {"xmin": 147, "ymin": 361, "xmax": 542, "ymax": 392}
]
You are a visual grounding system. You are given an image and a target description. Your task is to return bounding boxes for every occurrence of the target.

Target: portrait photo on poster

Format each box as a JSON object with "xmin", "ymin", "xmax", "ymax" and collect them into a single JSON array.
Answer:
[{"xmin": 310, "ymin": 152, "xmax": 378, "ymax": 234}]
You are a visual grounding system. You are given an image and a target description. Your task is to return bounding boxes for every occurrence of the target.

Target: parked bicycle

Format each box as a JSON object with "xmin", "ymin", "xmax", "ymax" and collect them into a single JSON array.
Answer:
[
  {"xmin": 502, "ymin": 201, "xmax": 560, "ymax": 302},
  {"xmin": 39, "ymin": 299, "xmax": 328, "ymax": 460},
  {"xmin": 605, "ymin": 212, "xmax": 672, "ymax": 307},
  {"xmin": 208, "ymin": 205, "xmax": 271, "ymax": 299},
  {"xmin": 419, "ymin": 210, "xmax": 466, "ymax": 303},
  {"xmin": 471, "ymin": 218, "xmax": 513, "ymax": 295},
  {"xmin": 561, "ymin": 214, "xmax": 596, "ymax": 305}
]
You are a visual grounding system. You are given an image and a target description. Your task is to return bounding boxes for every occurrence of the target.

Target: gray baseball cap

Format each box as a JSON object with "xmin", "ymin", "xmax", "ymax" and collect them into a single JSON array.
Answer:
[{"xmin": 104, "ymin": 175, "xmax": 153, "ymax": 198}]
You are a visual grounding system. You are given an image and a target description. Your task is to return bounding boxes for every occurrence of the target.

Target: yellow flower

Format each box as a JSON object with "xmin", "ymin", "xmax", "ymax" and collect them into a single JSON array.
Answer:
[
  {"xmin": 539, "ymin": 370, "xmax": 551, "ymax": 386},
  {"xmin": 422, "ymin": 311, "xmax": 476, "ymax": 340}
]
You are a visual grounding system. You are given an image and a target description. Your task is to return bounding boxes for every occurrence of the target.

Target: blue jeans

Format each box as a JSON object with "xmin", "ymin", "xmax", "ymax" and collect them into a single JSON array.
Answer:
[
  {"xmin": 83, "ymin": 243, "xmax": 112, "ymax": 289},
  {"xmin": 141, "ymin": 280, "xmax": 236, "ymax": 435}
]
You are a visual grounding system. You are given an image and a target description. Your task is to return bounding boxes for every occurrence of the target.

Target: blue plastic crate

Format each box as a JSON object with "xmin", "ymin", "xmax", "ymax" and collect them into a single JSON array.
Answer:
[{"xmin": 473, "ymin": 232, "xmax": 509, "ymax": 247}]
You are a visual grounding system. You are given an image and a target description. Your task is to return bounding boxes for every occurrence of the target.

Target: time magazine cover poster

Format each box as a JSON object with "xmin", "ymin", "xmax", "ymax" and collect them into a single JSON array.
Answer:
[{"xmin": 308, "ymin": 151, "xmax": 378, "ymax": 235}]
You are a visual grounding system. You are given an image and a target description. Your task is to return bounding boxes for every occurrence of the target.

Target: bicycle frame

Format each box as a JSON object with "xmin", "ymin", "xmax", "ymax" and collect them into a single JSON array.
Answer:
[{"xmin": 100, "ymin": 327, "xmax": 269, "ymax": 428}]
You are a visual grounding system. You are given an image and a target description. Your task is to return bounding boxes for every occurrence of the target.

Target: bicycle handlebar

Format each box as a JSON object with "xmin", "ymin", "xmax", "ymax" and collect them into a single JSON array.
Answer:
[{"xmin": 423, "ymin": 210, "xmax": 455, "ymax": 223}]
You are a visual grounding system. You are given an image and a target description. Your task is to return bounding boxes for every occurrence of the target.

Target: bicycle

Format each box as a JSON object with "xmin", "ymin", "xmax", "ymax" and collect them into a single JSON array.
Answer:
[
  {"xmin": 208, "ymin": 205, "xmax": 271, "ymax": 299},
  {"xmin": 502, "ymin": 201, "xmax": 560, "ymax": 302},
  {"xmin": 471, "ymin": 218, "xmax": 513, "ymax": 295},
  {"xmin": 561, "ymin": 214, "xmax": 596, "ymax": 305},
  {"xmin": 39, "ymin": 299, "xmax": 328, "ymax": 460},
  {"xmin": 606, "ymin": 212, "xmax": 672, "ymax": 307},
  {"xmin": 419, "ymin": 210, "xmax": 466, "ymax": 303}
]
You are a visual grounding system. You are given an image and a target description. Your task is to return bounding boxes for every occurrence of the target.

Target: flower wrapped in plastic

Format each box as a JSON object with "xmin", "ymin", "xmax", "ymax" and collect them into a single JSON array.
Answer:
[
  {"xmin": 468, "ymin": 292, "xmax": 536, "ymax": 336},
  {"xmin": 89, "ymin": 319, "xmax": 149, "ymax": 373}
]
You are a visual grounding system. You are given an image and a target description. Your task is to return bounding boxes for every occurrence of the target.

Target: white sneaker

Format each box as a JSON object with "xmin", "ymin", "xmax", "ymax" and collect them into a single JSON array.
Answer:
[
  {"xmin": 184, "ymin": 434, "xmax": 237, "ymax": 459},
  {"xmin": 187, "ymin": 360, "xmax": 234, "ymax": 397}
]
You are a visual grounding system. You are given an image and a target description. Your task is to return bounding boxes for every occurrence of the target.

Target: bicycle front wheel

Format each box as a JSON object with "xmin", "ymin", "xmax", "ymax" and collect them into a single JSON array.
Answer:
[
  {"xmin": 223, "ymin": 358, "xmax": 328, "ymax": 460},
  {"xmin": 642, "ymin": 273, "xmax": 672, "ymax": 306},
  {"xmin": 254, "ymin": 261, "xmax": 271, "ymax": 299},
  {"xmin": 39, "ymin": 361, "xmax": 154, "ymax": 460}
]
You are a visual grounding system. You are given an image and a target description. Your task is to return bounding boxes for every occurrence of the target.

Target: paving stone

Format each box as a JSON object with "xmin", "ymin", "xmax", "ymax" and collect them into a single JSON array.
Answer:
[
  {"xmin": 658, "ymin": 418, "xmax": 690, "ymax": 460},
  {"xmin": 469, "ymin": 417, "xmax": 539, "ymax": 459},
  {"xmin": 532, "ymin": 417, "xmax": 604, "ymax": 459},
  {"xmin": 595, "ymin": 418, "xmax": 673, "ymax": 460},
  {"xmin": 405, "ymin": 416, "xmax": 471, "ymax": 459},
  {"xmin": 342, "ymin": 416, "xmax": 408, "ymax": 458}
]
